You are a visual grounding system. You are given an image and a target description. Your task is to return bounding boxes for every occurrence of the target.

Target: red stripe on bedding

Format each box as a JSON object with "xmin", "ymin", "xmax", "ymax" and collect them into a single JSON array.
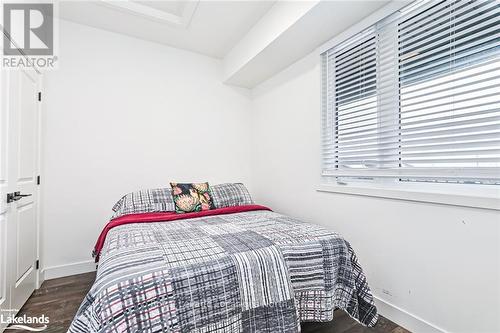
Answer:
[{"xmin": 93, "ymin": 205, "xmax": 271, "ymax": 262}]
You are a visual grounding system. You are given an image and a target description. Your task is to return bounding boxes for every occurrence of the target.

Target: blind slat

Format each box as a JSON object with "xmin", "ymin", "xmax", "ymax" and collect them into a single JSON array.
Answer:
[
  {"xmin": 332, "ymin": 132, "xmax": 500, "ymax": 153},
  {"xmin": 399, "ymin": 0, "xmax": 497, "ymax": 45},
  {"xmin": 334, "ymin": 124, "xmax": 500, "ymax": 147},
  {"xmin": 400, "ymin": 50, "xmax": 500, "ymax": 86},
  {"xmin": 322, "ymin": 167, "xmax": 499, "ymax": 180},
  {"xmin": 398, "ymin": 0, "xmax": 467, "ymax": 31},
  {"xmin": 399, "ymin": 33, "xmax": 499, "ymax": 76},
  {"xmin": 399, "ymin": 7, "xmax": 499, "ymax": 53},
  {"xmin": 400, "ymin": 72, "xmax": 500, "ymax": 103},
  {"xmin": 399, "ymin": 32, "xmax": 500, "ymax": 80}
]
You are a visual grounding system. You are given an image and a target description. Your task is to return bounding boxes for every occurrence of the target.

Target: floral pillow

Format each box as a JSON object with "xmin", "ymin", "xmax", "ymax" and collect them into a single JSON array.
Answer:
[{"xmin": 170, "ymin": 182, "xmax": 215, "ymax": 213}]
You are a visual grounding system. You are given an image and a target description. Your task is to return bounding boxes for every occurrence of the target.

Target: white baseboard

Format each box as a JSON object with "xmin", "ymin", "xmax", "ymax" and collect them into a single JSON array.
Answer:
[
  {"xmin": 42, "ymin": 260, "xmax": 97, "ymax": 280},
  {"xmin": 375, "ymin": 296, "xmax": 448, "ymax": 333}
]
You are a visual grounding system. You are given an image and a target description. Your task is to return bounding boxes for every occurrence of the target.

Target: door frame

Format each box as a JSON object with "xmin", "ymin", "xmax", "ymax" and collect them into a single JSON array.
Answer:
[
  {"xmin": 0, "ymin": 58, "xmax": 10, "ymax": 333},
  {"xmin": 21, "ymin": 68, "xmax": 43, "ymax": 289},
  {"xmin": 35, "ymin": 73, "xmax": 43, "ymax": 290},
  {"xmin": 4, "ymin": 28, "xmax": 43, "ymax": 290}
]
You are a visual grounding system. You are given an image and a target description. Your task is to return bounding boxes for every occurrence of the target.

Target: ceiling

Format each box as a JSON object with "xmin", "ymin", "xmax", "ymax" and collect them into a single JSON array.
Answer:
[
  {"xmin": 58, "ymin": 1, "xmax": 276, "ymax": 58},
  {"xmin": 57, "ymin": 0, "xmax": 395, "ymax": 87}
]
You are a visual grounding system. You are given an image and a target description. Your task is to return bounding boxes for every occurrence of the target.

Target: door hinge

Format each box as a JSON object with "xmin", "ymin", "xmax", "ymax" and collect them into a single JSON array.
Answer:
[
  {"xmin": 35, "ymin": 260, "xmax": 39, "ymax": 270},
  {"xmin": 38, "ymin": 92, "xmax": 41, "ymax": 102},
  {"xmin": 37, "ymin": 175, "xmax": 40, "ymax": 185}
]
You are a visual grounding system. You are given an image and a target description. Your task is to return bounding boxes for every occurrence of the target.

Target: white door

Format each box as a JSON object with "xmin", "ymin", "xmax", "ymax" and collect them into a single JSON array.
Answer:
[{"xmin": 0, "ymin": 66, "xmax": 41, "ymax": 329}]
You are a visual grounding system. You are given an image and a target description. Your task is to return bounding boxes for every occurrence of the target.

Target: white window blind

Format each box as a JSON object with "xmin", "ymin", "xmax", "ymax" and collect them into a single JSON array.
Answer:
[{"xmin": 321, "ymin": 0, "xmax": 500, "ymax": 184}]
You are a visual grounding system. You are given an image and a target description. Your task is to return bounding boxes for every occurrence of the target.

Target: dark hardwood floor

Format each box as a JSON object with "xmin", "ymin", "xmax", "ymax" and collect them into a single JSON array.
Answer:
[{"xmin": 9, "ymin": 272, "xmax": 410, "ymax": 333}]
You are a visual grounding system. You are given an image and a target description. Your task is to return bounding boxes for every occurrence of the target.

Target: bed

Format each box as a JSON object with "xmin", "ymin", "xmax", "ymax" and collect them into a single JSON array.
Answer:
[{"xmin": 69, "ymin": 184, "xmax": 378, "ymax": 333}]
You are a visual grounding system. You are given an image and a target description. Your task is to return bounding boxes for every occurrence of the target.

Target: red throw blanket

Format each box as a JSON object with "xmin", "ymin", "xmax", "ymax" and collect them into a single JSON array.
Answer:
[{"xmin": 93, "ymin": 205, "xmax": 271, "ymax": 262}]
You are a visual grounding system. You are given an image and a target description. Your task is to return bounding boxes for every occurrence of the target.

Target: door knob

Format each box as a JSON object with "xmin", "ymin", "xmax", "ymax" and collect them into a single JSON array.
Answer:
[{"xmin": 6, "ymin": 191, "xmax": 32, "ymax": 203}]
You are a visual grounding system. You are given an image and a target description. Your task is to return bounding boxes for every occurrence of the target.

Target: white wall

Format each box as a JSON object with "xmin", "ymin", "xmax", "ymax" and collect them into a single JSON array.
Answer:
[
  {"xmin": 41, "ymin": 20, "xmax": 252, "ymax": 277},
  {"xmin": 251, "ymin": 51, "xmax": 500, "ymax": 333}
]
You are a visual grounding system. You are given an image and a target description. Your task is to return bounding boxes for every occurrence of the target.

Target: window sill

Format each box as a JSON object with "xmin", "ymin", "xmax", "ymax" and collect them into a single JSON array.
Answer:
[{"xmin": 317, "ymin": 182, "xmax": 500, "ymax": 211}]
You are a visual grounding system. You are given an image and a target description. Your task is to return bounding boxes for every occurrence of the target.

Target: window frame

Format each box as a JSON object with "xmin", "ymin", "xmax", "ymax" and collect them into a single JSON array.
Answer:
[{"xmin": 318, "ymin": 0, "xmax": 500, "ymax": 209}]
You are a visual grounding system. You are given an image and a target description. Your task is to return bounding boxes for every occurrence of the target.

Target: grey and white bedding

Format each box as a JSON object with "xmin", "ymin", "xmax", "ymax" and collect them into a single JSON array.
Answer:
[{"xmin": 69, "ymin": 205, "xmax": 378, "ymax": 333}]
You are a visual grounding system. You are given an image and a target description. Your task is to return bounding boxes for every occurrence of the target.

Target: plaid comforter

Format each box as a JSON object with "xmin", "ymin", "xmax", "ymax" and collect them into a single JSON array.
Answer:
[{"xmin": 69, "ymin": 208, "xmax": 377, "ymax": 332}]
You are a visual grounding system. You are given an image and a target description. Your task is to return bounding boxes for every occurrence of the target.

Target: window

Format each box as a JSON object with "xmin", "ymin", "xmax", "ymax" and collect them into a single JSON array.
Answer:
[{"xmin": 321, "ymin": 0, "xmax": 500, "ymax": 185}]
